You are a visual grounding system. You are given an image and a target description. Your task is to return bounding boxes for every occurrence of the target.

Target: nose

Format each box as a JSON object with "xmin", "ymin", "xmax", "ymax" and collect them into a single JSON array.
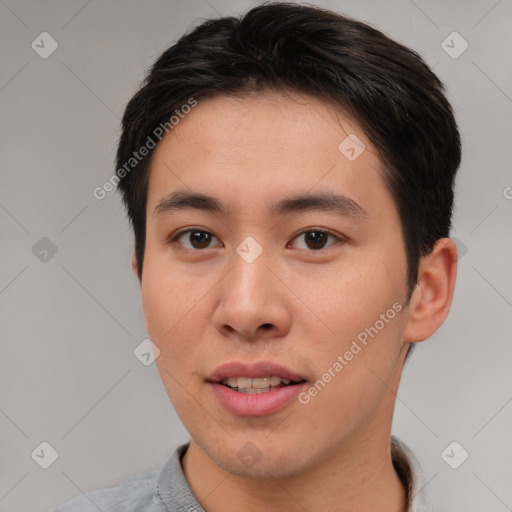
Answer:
[{"xmin": 211, "ymin": 247, "xmax": 292, "ymax": 341}]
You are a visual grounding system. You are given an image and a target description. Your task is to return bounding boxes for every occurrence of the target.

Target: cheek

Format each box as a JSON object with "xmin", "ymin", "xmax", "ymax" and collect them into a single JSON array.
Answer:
[
  {"xmin": 289, "ymin": 255, "xmax": 408, "ymax": 420},
  {"xmin": 295, "ymin": 304, "xmax": 407, "ymax": 442},
  {"xmin": 292, "ymin": 255, "xmax": 406, "ymax": 349},
  {"xmin": 141, "ymin": 273, "xmax": 171, "ymax": 341},
  {"xmin": 141, "ymin": 250, "xmax": 202, "ymax": 331},
  {"xmin": 141, "ymin": 261, "xmax": 219, "ymax": 389},
  {"xmin": 141, "ymin": 266, "xmax": 194, "ymax": 357},
  {"xmin": 141, "ymin": 272, "xmax": 206, "ymax": 408}
]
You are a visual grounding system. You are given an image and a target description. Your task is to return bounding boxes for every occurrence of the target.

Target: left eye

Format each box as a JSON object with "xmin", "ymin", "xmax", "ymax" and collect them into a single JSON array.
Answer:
[{"xmin": 289, "ymin": 230, "xmax": 339, "ymax": 250}]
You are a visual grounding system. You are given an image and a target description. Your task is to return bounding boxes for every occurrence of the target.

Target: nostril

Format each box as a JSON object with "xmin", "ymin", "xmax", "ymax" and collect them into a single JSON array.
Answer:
[{"xmin": 261, "ymin": 323, "xmax": 273, "ymax": 330}]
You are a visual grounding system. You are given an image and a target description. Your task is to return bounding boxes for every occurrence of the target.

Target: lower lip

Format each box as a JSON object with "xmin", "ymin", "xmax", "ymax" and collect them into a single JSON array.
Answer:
[{"xmin": 210, "ymin": 382, "xmax": 307, "ymax": 417}]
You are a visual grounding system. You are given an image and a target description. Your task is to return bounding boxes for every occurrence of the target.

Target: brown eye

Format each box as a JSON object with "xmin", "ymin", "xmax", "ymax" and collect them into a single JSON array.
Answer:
[
  {"xmin": 173, "ymin": 230, "xmax": 221, "ymax": 250},
  {"xmin": 304, "ymin": 231, "xmax": 328, "ymax": 249},
  {"xmin": 189, "ymin": 231, "xmax": 212, "ymax": 249},
  {"xmin": 290, "ymin": 230, "xmax": 339, "ymax": 250}
]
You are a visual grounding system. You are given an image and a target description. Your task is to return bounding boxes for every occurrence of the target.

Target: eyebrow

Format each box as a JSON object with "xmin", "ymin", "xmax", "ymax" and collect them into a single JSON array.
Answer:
[{"xmin": 153, "ymin": 190, "xmax": 368, "ymax": 220}]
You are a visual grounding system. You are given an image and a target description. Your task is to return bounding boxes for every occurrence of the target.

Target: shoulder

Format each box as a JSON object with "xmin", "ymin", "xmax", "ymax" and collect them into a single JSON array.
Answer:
[{"xmin": 51, "ymin": 468, "xmax": 162, "ymax": 512}]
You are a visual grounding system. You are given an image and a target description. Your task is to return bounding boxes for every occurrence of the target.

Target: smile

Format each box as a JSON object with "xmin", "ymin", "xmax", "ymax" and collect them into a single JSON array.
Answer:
[
  {"xmin": 220, "ymin": 376, "xmax": 302, "ymax": 394},
  {"xmin": 208, "ymin": 362, "xmax": 308, "ymax": 416}
]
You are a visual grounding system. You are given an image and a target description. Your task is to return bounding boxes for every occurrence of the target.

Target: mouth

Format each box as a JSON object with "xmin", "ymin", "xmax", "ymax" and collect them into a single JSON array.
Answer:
[
  {"xmin": 219, "ymin": 376, "xmax": 307, "ymax": 394},
  {"xmin": 207, "ymin": 361, "xmax": 308, "ymax": 416}
]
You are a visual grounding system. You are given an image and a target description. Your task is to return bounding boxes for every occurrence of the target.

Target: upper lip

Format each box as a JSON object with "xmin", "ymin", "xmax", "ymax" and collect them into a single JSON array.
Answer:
[{"xmin": 207, "ymin": 361, "xmax": 307, "ymax": 383}]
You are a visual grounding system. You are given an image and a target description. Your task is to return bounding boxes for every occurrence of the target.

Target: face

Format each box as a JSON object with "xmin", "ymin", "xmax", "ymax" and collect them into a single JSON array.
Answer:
[{"xmin": 140, "ymin": 91, "xmax": 411, "ymax": 478}]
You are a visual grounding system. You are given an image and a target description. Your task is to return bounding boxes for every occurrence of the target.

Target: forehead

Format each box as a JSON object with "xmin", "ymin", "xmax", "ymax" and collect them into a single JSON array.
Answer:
[
  {"xmin": 159, "ymin": 90, "xmax": 372, "ymax": 161},
  {"xmin": 146, "ymin": 91, "xmax": 390, "ymax": 219}
]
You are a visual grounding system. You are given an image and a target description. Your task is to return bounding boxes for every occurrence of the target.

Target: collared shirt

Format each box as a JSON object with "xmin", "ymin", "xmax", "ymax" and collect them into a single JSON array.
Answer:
[{"xmin": 53, "ymin": 436, "xmax": 433, "ymax": 511}]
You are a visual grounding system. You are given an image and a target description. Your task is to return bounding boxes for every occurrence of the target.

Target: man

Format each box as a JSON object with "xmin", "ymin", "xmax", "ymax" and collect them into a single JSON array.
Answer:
[{"xmin": 54, "ymin": 2, "xmax": 460, "ymax": 511}]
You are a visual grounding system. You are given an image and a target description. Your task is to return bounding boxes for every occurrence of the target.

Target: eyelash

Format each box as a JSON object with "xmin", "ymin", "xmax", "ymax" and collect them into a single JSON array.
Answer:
[{"xmin": 168, "ymin": 228, "xmax": 344, "ymax": 251}]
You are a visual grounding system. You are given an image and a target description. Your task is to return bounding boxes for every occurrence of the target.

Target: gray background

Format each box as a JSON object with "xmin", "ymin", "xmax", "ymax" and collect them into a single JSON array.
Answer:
[{"xmin": 0, "ymin": 0, "xmax": 511, "ymax": 510}]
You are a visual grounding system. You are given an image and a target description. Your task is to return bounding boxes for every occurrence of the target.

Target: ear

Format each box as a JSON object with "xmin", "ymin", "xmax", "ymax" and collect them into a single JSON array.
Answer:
[
  {"xmin": 131, "ymin": 253, "xmax": 141, "ymax": 283},
  {"xmin": 404, "ymin": 238, "xmax": 458, "ymax": 343}
]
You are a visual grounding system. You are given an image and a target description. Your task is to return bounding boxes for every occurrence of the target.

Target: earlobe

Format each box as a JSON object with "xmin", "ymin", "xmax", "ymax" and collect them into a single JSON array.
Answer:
[
  {"xmin": 404, "ymin": 238, "xmax": 458, "ymax": 343},
  {"xmin": 131, "ymin": 253, "xmax": 141, "ymax": 282}
]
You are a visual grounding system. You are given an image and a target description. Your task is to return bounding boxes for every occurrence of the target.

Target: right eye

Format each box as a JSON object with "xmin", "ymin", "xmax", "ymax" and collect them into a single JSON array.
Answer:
[{"xmin": 170, "ymin": 229, "xmax": 223, "ymax": 250}]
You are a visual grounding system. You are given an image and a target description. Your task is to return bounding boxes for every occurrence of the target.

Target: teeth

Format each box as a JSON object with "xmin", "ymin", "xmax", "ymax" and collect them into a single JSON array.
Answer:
[
  {"xmin": 224, "ymin": 377, "xmax": 239, "ymax": 388},
  {"xmin": 220, "ymin": 376, "xmax": 293, "ymax": 392},
  {"xmin": 236, "ymin": 377, "xmax": 252, "ymax": 389},
  {"xmin": 252, "ymin": 377, "xmax": 272, "ymax": 389},
  {"xmin": 238, "ymin": 387, "xmax": 272, "ymax": 394}
]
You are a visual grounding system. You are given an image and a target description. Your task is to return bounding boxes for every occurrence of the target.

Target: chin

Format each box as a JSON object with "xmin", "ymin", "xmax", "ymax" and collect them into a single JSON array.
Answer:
[{"xmin": 203, "ymin": 434, "xmax": 315, "ymax": 480}]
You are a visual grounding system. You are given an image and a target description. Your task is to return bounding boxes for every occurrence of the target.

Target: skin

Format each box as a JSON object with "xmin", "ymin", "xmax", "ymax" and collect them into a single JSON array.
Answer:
[{"xmin": 133, "ymin": 90, "xmax": 457, "ymax": 512}]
